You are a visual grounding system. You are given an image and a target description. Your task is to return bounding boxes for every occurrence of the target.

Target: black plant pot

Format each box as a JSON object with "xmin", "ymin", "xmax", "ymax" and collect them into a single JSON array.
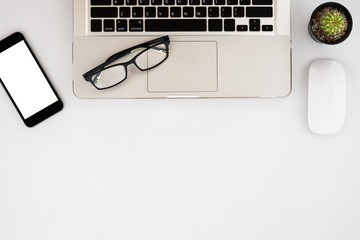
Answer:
[{"xmin": 308, "ymin": 2, "xmax": 353, "ymax": 45}]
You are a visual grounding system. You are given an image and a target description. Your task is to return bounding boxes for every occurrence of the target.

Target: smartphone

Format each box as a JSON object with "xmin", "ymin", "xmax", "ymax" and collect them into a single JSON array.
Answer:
[{"xmin": 0, "ymin": 32, "xmax": 63, "ymax": 127}]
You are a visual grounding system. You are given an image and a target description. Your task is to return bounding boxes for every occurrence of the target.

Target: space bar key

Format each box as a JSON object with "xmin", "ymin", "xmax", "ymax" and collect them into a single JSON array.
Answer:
[{"xmin": 145, "ymin": 20, "xmax": 207, "ymax": 32}]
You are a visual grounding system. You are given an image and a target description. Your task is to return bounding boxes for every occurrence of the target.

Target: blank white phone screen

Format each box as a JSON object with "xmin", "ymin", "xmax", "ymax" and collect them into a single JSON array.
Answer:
[{"xmin": 0, "ymin": 40, "xmax": 58, "ymax": 119}]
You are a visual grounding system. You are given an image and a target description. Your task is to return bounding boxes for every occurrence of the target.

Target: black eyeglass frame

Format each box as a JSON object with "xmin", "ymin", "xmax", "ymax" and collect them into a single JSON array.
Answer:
[{"xmin": 83, "ymin": 35, "xmax": 170, "ymax": 90}]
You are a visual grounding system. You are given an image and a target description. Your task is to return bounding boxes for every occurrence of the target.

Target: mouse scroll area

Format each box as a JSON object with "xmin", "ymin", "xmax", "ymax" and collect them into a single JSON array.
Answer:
[
  {"xmin": 308, "ymin": 60, "xmax": 346, "ymax": 135},
  {"xmin": 147, "ymin": 41, "xmax": 218, "ymax": 93}
]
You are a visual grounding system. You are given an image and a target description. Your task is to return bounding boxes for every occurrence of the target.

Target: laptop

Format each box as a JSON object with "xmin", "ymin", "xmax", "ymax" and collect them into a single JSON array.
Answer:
[{"xmin": 73, "ymin": 0, "xmax": 291, "ymax": 98}]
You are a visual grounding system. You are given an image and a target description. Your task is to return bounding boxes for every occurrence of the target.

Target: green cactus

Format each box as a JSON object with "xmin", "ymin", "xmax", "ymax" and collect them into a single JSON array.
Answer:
[{"xmin": 320, "ymin": 9, "xmax": 346, "ymax": 35}]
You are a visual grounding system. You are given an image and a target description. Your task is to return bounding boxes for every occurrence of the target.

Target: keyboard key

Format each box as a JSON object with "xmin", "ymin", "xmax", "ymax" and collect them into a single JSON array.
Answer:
[
  {"xmin": 249, "ymin": 19, "xmax": 260, "ymax": 31},
  {"xmin": 196, "ymin": 7, "xmax": 207, "ymax": 17},
  {"xmin": 91, "ymin": 0, "xmax": 111, "ymax": 5},
  {"xmin": 91, "ymin": 7, "xmax": 118, "ymax": 18},
  {"xmin": 113, "ymin": 0, "xmax": 124, "ymax": 5},
  {"xmin": 152, "ymin": 0, "xmax": 162, "ymax": 4},
  {"xmin": 126, "ymin": 0, "xmax": 137, "ymax": 5},
  {"xmin": 224, "ymin": 19, "xmax": 235, "ymax": 31},
  {"xmin": 249, "ymin": 19, "xmax": 260, "ymax": 32},
  {"xmin": 170, "ymin": 7, "xmax": 181, "ymax": 17},
  {"xmin": 104, "ymin": 19, "xmax": 115, "ymax": 31},
  {"xmin": 158, "ymin": 7, "xmax": 169, "ymax": 17},
  {"xmin": 129, "ymin": 19, "xmax": 143, "ymax": 31},
  {"xmin": 237, "ymin": 24, "xmax": 248, "ymax": 31},
  {"xmin": 233, "ymin": 7, "xmax": 244, "ymax": 17},
  {"xmin": 221, "ymin": 7, "xmax": 231, "ymax": 17},
  {"xmin": 139, "ymin": 0, "xmax": 150, "ymax": 4},
  {"xmin": 164, "ymin": 0, "xmax": 175, "ymax": 4},
  {"xmin": 227, "ymin": 0, "xmax": 237, "ymax": 5},
  {"xmin": 209, "ymin": 19, "xmax": 222, "ymax": 31},
  {"xmin": 116, "ymin": 19, "xmax": 127, "ymax": 31},
  {"xmin": 189, "ymin": 0, "xmax": 201, "ymax": 5},
  {"xmin": 252, "ymin": 0, "xmax": 272, "ymax": 5},
  {"xmin": 202, "ymin": 0, "xmax": 213, "ymax": 5},
  {"xmin": 239, "ymin": 0, "xmax": 250, "ymax": 5},
  {"xmin": 208, "ymin": 7, "xmax": 219, "ymax": 17},
  {"xmin": 262, "ymin": 25, "xmax": 273, "ymax": 31},
  {"xmin": 215, "ymin": 0, "xmax": 225, "ymax": 5},
  {"xmin": 132, "ymin": 7, "xmax": 143, "ymax": 17},
  {"xmin": 145, "ymin": 19, "xmax": 207, "ymax": 31},
  {"xmin": 250, "ymin": 25, "xmax": 260, "ymax": 31},
  {"xmin": 177, "ymin": 0, "xmax": 187, "ymax": 5},
  {"xmin": 246, "ymin": 7, "xmax": 273, "ymax": 17},
  {"xmin": 120, "ymin": 7, "xmax": 131, "ymax": 17},
  {"xmin": 183, "ymin": 7, "xmax": 194, "ymax": 17},
  {"xmin": 145, "ymin": 7, "xmax": 156, "ymax": 17},
  {"xmin": 91, "ymin": 19, "xmax": 102, "ymax": 32}
]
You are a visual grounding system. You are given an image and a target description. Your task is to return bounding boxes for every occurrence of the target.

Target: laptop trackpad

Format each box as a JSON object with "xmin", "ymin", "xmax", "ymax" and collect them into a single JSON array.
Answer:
[{"xmin": 147, "ymin": 41, "xmax": 218, "ymax": 92}]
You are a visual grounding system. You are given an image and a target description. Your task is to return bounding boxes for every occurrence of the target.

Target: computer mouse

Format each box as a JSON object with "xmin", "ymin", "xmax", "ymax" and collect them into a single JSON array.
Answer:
[{"xmin": 308, "ymin": 60, "xmax": 346, "ymax": 135}]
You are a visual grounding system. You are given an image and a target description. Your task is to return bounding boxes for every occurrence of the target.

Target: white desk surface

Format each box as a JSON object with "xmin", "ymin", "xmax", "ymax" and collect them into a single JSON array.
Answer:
[{"xmin": 1, "ymin": 1, "xmax": 360, "ymax": 239}]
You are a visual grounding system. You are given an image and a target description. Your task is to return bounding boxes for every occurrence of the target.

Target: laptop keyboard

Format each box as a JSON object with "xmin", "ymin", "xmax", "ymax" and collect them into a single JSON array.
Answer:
[{"xmin": 89, "ymin": 0, "xmax": 274, "ymax": 33}]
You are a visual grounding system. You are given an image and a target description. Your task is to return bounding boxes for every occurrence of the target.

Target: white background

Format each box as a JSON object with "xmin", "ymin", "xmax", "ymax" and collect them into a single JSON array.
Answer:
[{"xmin": 1, "ymin": 0, "xmax": 360, "ymax": 240}]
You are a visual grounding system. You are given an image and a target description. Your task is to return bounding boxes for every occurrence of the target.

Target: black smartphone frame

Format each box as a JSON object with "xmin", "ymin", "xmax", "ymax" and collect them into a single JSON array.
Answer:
[{"xmin": 0, "ymin": 32, "xmax": 63, "ymax": 127}]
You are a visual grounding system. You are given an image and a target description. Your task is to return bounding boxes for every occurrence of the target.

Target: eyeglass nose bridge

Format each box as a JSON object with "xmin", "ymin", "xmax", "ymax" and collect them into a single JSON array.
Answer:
[{"xmin": 122, "ymin": 58, "xmax": 146, "ymax": 73}]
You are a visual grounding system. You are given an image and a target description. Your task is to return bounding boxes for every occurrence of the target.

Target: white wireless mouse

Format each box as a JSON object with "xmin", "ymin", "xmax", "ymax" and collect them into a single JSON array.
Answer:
[{"xmin": 308, "ymin": 60, "xmax": 346, "ymax": 135}]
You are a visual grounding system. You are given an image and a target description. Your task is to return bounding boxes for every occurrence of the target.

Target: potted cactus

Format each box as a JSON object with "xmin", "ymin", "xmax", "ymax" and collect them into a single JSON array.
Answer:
[{"xmin": 309, "ymin": 2, "xmax": 353, "ymax": 45}]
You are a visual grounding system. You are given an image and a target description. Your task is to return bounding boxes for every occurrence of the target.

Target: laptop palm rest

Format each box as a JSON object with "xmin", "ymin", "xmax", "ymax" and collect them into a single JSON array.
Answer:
[{"xmin": 147, "ymin": 41, "xmax": 218, "ymax": 93}]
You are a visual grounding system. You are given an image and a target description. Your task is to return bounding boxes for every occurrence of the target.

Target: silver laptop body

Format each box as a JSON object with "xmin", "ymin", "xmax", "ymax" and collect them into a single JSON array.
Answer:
[{"xmin": 73, "ymin": 0, "xmax": 291, "ymax": 98}]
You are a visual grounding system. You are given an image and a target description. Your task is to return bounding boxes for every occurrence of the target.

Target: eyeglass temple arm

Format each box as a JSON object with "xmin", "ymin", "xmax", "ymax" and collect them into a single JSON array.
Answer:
[{"xmin": 105, "ymin": 35, "xmax": 170, "ymax": 63}]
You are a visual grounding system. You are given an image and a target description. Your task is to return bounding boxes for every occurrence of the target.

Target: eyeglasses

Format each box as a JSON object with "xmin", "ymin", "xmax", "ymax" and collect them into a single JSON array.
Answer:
[{"xmin": 83, "ymin": 36, "xmax": 170, "ymax": 90}]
